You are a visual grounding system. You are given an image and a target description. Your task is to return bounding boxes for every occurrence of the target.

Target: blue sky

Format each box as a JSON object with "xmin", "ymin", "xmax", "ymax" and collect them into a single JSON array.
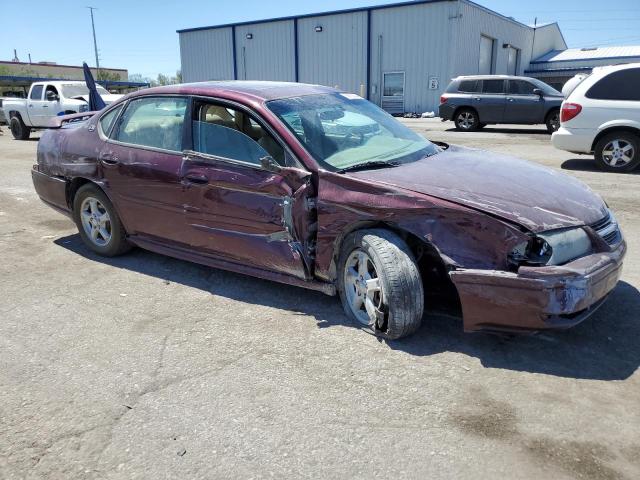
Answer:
[{"xmin": 4, "ymin": 0, "xmax": 640, "ymax": 78}]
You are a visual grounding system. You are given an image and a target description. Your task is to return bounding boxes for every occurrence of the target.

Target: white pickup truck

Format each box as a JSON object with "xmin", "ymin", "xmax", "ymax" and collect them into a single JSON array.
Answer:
[{"xmin": 3, "ymin": 81, "xmax": 122, "ymax": 140}]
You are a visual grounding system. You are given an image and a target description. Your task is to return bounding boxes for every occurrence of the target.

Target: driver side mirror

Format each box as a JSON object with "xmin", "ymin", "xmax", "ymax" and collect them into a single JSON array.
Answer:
[
  {"xmin": 260, "ymin": 155, "xmax": 282, "ymax": 173},
  {"xmin": 46, "ymin": 91, "xmax": 59, "ymax": 102},
  {"xmin": 533, "ymin": 88, "xmax": 544, "ymax": 97}
]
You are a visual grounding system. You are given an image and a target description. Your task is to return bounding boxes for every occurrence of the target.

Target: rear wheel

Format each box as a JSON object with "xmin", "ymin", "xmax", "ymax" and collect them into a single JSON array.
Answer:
[
  {"xmin": 545, "ymin": 109, "xmax": 560, "ymax": 133},
  {"xmin": 594, "ymin": 132, "xmax": 640, "ymax": 172},
  {"xmin": 454, "ymin": 108, "xmax": 479, "ymax": 132},
  {"xmin": 337, "ymin": 229, "xmax": 424, "ymax": 340},
  {"xmin": 72, "ymin": 184, "xmax": 132, "ymax": 256},
  {"xmin": 10, "ymin": 116, "xmax": 30, "ymax": 140}
]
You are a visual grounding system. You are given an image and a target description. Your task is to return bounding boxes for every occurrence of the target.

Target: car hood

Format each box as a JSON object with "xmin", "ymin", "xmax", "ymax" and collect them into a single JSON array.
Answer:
[{"xmin": 349, "ymin": 145, "xmax": 607, "ymax": 232}]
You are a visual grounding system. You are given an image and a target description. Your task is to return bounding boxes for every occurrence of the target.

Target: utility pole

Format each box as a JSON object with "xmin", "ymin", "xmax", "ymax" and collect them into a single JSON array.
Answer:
[{"xmin": 87, "ymin": 7, "xmax": 100, "ymax": 79}]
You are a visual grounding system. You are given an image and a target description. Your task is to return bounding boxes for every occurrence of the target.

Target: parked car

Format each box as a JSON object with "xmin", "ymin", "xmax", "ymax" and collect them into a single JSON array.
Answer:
[
  {"xmin": 439, "ymin": 75, "xmax": 564, "ymax": 133},
  {"xmin": 3, "ymin": 81, "xmax": 122, "ymax": 140},
  {"xmin": 32, "ymin": 82, "xmax": 625, "ymax": 340},
  {"xmin": 552, "ymin": 63, "xmax": 640, "ymax": 172}
]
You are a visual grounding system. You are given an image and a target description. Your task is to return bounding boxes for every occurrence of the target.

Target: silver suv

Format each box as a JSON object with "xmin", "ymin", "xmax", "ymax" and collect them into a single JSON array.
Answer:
[{"xmin": 439, "ymin": 75, "xmax": 564, "ymax": 133}]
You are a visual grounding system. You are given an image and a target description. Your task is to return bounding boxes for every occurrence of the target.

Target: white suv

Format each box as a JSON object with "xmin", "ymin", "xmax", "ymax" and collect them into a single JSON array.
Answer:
[{"xmin": 552, "ymin": 63, "xmax": 640, "ymax": 172}]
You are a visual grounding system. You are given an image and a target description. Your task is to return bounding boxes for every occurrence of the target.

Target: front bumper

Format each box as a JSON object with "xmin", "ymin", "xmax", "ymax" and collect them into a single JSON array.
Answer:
[
  {"xmin": 551, "ymin": 126, "xmax": 595, "ymax": 154},
  {"xmin": 450, "ymin": 240, "xmax": 626, "ymax": 333}
]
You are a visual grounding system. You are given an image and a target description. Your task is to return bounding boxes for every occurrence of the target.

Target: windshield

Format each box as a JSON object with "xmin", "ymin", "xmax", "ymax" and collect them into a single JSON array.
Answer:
[
  {"xmin": 529, "ymin": 78, "xmax": 562, "ymax": 96},
  {"xmin": 267, "ymin": 93, "xmax": 439, "ymax": 171},
  {"xmin": 61, "ymin": 84, "xmax": 110, "ymax": 98}
]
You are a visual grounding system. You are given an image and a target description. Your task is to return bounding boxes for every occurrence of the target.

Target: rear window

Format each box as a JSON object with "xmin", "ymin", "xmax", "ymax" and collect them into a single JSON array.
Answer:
[
  {"xmin": 586, "ymin": 68, "xmax": 640, "ymax": 101},
  {"xmin": 482, "ymin": 80, "xmax": 504, "ymax": 94},
  {"xmin": 458, "ymin": 80, "xmax": 480, "ymax": 93},
  {"xmin": 99, "ymin": 104, "xmax": 123, "ymax": 137},
  {"xmin": 508, "ymin": 80, "xmax": 536, "ymax": 95},
  {"xmin": 114, "ymin": 97, "xmax": 188, "ymax": 152}
]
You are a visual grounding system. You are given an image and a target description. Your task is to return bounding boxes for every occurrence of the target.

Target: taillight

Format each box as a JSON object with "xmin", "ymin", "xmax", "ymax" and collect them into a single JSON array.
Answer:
[
  {"xmin": 440, "ymin": 95, "xmax": 448, "ymax": 105},
  {"xmin": 561, "ymin": 103, "xmax": 582, "ymax": 123}
]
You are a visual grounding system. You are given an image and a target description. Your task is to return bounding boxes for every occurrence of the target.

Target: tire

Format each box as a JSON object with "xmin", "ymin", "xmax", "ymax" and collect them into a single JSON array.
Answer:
[
  {"xmin": 545, "ymin": 109, "xmax": 560, "ymax": 133},
  {"xmin": 454, "ymin": 108, "xmax": 480, "ymax": 132},
  {"xmin": 594, "ymin": 132, "xmax": 640, "ymax": 172},
  {"xmin": 10, "ymin": 116, "xmax": 30, "ymax": 140},
  {"xmin": 72, "ymin": 184, "xmax": 132, "ymax": 256},
  {"xmin": 337, "ymin": 229, "xmax": 424, "ymax": 340}
]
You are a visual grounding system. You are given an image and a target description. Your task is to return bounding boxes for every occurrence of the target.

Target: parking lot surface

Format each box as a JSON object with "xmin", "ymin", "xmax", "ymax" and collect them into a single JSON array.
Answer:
[{"xmin": 1, "ymin": 120, "xmax": 638, "ymax": 480}]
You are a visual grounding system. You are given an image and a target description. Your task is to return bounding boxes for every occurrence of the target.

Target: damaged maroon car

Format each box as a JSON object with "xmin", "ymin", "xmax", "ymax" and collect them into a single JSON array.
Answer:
[{"xmin": 32, "ymin": 82, "xmax": 626, "ymax": 339}]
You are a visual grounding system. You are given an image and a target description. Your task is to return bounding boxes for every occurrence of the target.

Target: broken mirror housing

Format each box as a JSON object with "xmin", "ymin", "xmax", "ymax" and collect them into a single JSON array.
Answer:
[{"xmin": 509, "ymin": 227, "xmax": 592, "ymax": 268}]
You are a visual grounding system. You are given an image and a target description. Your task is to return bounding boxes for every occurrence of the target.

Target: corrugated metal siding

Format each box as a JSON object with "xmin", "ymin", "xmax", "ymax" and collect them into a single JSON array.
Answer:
[
  {"xmin": 234, "ymin": 21, "xmax": 296, "ymax": 81},
  {"xmin": 530, "ymin": 24, "xmax": 567, "ymax": 60},
  {"xmin": 452, "ymin": 1, "xmax": 534, "ymax": 78},
  {"xmin": 370, "ymin": 2, "xmax": 456, "ymax": 113},
  {"xmin": 179, "ymin": 28, "xmax": 235, "ymax": 82},
  {"xmin": 297, "ymin": 12, "xmax": 368, "ymax": 94}
]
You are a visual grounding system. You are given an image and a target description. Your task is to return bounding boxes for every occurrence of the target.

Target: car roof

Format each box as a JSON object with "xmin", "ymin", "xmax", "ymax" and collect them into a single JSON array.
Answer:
[
  {"xmin": 591, "ymin": 61, "xmax": 640, "ymax": 74},
  {"xmin": 453, "ymin": 75, "xmax": 536, "ymax": 81},
  {"xmin": 126, "ymin": 81, "xmax": 338, "ymax": 102}
]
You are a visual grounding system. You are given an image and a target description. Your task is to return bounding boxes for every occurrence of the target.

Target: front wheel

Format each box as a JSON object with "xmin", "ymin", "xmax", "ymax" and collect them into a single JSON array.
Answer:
[
  {"xmin": 72, "ymin": 184, "xmax": 132, "ymax": 256},
  {"xmin": 337, "ymin": 229, "xmax": 424, "ymax": 340},
  {"xmin": 10, "ymin": 116, "xmax": 30, "ymax": 140},
  {"xmin": 594, "ymin": 132, "xmax": 640, "ymax": 172},
  {"xmin": 545, "ymin": 109, "xmax": 560, "ymax": 133}
]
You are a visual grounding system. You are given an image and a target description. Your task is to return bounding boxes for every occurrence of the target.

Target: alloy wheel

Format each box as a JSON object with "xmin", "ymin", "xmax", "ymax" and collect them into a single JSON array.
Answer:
[
  {"xmin": 602, "ymin": 139, "xmax": 635, "ymax": 167},
  {"xmin": 457, "ymin": 111, "xmax": 475, "ymax": 130},
  {"xmin": 80, "ymin": 197, "xmax": 112, "ymax": 247},
  {"xmin": 343, "ymin": 249, "xmax": 385, "ymax": 327}
]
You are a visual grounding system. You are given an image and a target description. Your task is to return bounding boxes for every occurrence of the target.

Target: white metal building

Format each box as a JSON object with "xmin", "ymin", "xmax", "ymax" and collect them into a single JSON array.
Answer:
[{"xmin": 178, "ymin": 0, "xmax": 567, "ymax": 113}]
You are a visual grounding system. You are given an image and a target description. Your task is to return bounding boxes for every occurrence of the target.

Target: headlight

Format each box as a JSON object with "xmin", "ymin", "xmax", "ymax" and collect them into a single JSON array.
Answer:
[{"xmin": 509, "ymin": 228, "xmax": 593, "ymax": 268}]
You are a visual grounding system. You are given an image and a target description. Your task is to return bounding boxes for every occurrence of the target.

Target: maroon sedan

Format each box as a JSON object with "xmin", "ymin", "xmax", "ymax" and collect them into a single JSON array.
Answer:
[{"xmin": 32, "ymin": 82, "xmax": 626, "ymax": 339}]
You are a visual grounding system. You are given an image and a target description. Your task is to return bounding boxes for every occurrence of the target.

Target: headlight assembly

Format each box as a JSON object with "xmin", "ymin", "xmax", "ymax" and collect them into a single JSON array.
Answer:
[{"xmin": 509, "ymin": 228, "xmax": 593, "ymax": 268}]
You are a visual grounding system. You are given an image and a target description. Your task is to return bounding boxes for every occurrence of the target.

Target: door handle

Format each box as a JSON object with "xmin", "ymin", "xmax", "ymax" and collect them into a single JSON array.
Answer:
[
  {"xmin": 474, "ymin": 97, "xmax": 481, "ymax": 101},
  {"xmin": 100, "ymin": 153, "xmax": 119, "ymax": 166},
  {"xmin": 29, "ymin": 104, "xmax": 34, "ymax": 108},
  {"xmin": 184, "ymin": 174, "xmax": 209, "ymax": 184},
  {"xmin": 43, "ymin": 105, "xmax": 49, "ymax": 108},
  {"xmin": 507, "ymin": 97, "xmax": 514, "ymax": 102}
]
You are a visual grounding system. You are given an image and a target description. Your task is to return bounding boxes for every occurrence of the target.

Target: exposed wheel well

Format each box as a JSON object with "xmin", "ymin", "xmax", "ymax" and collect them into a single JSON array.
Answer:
[
  {"xmin": 66, "ymin": 178, "xmax": 93, "ymax": 210},
  {"xmin": 8, "ymin": 111, "xmax": 22, "ymax": 120},
  {"xmin": 330, "ymin": 222, "xmax": 460, "ymax": 308},
  {"xmin": 545, "ymin": 107, "xmax": 560, "ymax": 120},
  {"xmin": 592, "ymin": 126, "xmax": 640, "ymax": 152},
  {"xmin": 452, "ymin": 106, "xmax": 479, "ymax": 123}
]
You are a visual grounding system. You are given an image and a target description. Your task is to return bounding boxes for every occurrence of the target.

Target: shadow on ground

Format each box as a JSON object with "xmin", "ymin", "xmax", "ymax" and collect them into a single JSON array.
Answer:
[
  {"xmin": 445, "ymin": 127, "xmax": 550, "ymax": 135},
  {"xmin": 562, "ymin": 158, "xmax": 640, "ymax": 174},
  {"xmin": 55, "ymin": 233, "xmax": 640, "ymax": 381}
]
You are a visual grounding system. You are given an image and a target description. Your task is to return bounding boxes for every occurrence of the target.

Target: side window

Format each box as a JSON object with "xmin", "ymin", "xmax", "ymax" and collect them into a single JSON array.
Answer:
[
  {"xmin": 586, "ymin": 69, "xmax": 640, "ymax": 101},
  {"xmin": 99, "ymin": 104, "xmax": 124, "ymax": 137},
  {"xmin": 482, "ymin": 80, "xmax": 504, "ymax": 94},
  {"xmin": 30, "ymin": 85, "xmax": 43, "ymax": 100},
  {"xmin": 508, "ymin": 80, "xmax": 536, "ymax": 95},
  {"xmin": 458, "ymin": 80, "xmax": 479, "ymax": 93},
  {"xmin": 192, "ymin": 102, "xmax": 285, "ymax": 166},
  {"xmin": 114, "ymin": 97, "xmax": 187, "ymax": 151}
]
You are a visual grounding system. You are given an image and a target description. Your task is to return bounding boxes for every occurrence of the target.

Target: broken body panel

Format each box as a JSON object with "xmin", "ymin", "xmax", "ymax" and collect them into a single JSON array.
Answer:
[{"xmin": 32, "ymin": 81, "xmax": 626, "ymax": 333}]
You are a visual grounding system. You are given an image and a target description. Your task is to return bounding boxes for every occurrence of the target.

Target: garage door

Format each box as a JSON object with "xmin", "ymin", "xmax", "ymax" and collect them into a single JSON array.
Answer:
[{"xmin": 479, "ymin": 35, "xmax": 495, "ymax": 75}]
